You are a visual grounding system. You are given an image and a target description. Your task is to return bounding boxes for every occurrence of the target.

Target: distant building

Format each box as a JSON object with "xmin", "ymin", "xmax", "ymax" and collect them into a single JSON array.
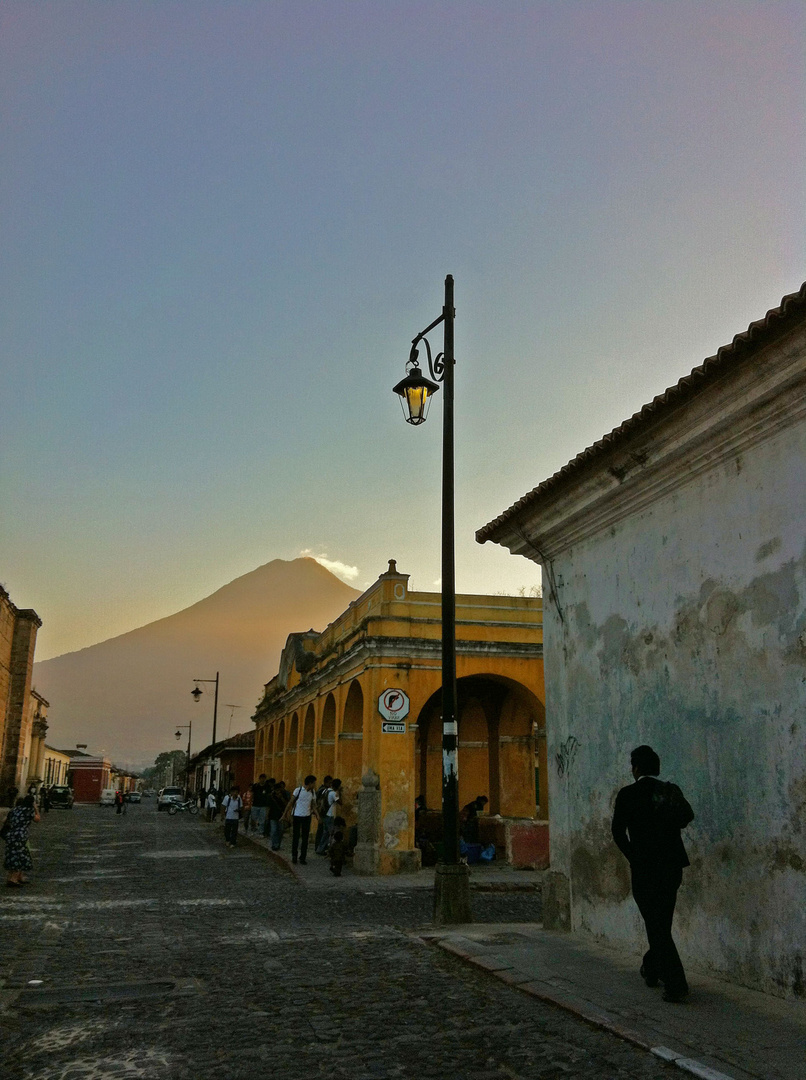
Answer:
[
  {"xmin": 43, "ymin": 745, "xmax": 72, "ymax": 787},
  {"xmin": 109, "ymin": 766, "xmax": 139, "ymax": 794},
  {"xmin": 0, "ymin": 586, "xmax": 45, "ymax": 802},
  {"xmin": 216, "ymin": 731, "xmax": 255, "ymax": 795},
  {"xmin": 252, "ymin": 562, "xmax": 546, "ymax": 874},
  {"xmin": 66, "ymin": 750, "xmax": 112, "ymax": 802},
  {"xmin": 190, "ymin": 731, "xmax": 255, "ymax": 795},
  {"xmin": 477, "ymin": 283, "xmax": 806, "ymax": 998}
]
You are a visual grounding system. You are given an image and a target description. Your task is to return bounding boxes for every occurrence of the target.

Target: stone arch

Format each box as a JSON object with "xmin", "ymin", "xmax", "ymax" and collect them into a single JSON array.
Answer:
[
  {"xmin": 416, "ymin": 674, "xmax": 542, "ymax": 820},
  {"xmin": 266, "ymin": 725, "xmax": 275, "ymax": 776},
  {"xmin": 287, "ymin": 712, "xmax": 299, "ymax": 784},
  {"xmin": 276, "ymin": 719, "xmax": 286, "ymax": 782},
  {"xmin": 318, "ymin": 693, "xmax": 336, "ymax": 779},
  {"xmin": 338, "ymin": 680, "xmax": 364, "ymax": 823},
  {"xmin": 255, "ymin": 728, "xmax": 265, "ymax": 775},
  {"xmin": 298, "ymin": 703, "xmax": 316, "ymax": 781}
]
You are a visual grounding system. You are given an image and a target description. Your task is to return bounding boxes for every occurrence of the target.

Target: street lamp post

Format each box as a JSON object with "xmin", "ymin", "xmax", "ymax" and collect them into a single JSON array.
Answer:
[
  {"xmin": 191, "ymin": 672, "xmax": 219, "ymax": 791},
  {"xmin": 175, "ymin": 722, "xmax": 192, "ymax": 795},
  {"xmin": 392, "ymin": 273, "xmax": 471, "ymax": 924}
]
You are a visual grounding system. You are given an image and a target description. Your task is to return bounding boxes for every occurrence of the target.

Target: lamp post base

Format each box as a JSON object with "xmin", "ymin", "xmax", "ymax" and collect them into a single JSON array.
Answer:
[{"xmin": 433, "ymin": 862, "xmax": 472, "ymax": 925}]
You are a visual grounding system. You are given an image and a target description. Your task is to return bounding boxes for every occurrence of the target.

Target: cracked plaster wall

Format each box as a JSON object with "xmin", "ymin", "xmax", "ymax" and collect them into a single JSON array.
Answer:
[{"xmin": 545, "ymin": 418, "xmax": 806, "ymax": 998}]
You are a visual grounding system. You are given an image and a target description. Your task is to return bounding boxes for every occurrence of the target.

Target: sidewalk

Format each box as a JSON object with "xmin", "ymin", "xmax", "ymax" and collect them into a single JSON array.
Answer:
[
  {"xmin": 234, "ymin": 819, "xmax": 542, "ymax": 892},
  {"xmin": 422, "ymin": 924, "xmax": 805, "ymax": 1080}
]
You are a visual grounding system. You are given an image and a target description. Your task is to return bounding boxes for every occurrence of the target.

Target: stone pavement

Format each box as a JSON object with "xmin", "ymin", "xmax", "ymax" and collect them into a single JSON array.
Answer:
[
  {"xmin": 0, "ymin": 804, "xmax": 681, "ymax": 1080},
  {"xmin": 422, "ymin": 926, "xmax": 806, "ymax": 1080},
  {"xmin": 238, "ymin": 821, "xmax": 806, "ymax": 1080}
]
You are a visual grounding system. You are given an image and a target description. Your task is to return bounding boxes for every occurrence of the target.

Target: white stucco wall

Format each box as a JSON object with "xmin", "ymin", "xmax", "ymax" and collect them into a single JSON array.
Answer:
[{"xmin": 543, "ymin": 407, "xmax": 806, "ymax": 998}]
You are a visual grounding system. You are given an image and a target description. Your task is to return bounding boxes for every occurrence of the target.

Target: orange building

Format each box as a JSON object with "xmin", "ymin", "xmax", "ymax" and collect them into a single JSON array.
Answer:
[{"xmin": 252, "ymin": 562, "xmax": 546, "ymax": 874}]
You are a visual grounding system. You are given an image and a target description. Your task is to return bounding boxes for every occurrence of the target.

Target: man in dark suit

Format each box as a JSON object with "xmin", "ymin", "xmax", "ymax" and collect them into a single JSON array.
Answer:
[{"xmin": 612, "ymin": 745, "xmax": 694, "ymax": 1003}]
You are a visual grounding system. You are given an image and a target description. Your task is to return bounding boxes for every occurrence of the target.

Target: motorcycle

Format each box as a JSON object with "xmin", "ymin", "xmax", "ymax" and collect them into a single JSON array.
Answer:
[{"xmin": 167, "ymin": 799, "xmax": 199, "ymax": 816}]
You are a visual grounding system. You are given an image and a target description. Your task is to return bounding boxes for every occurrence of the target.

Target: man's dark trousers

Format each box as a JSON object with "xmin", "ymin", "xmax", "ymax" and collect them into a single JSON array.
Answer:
[
  {"xmin": 292, "ymin": 816, "xmax": 311, "ymax": 862},
  {"xmin": 612, "ymin": 774, "xmax": 693, "ymax": 997},
  {"xmin": 631, "ymin": 863, "xmax": 687, "ymax": 994}
]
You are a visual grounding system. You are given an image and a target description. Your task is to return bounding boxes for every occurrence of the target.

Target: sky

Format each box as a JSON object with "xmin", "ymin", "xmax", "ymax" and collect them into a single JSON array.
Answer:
[{"xmin": 1, "ymin": 0, "xmax": 804, "ymax": 662}]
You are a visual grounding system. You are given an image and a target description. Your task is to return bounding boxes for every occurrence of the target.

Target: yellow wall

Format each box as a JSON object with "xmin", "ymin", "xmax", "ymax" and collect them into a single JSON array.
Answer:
[{"xmin": 252, "ymin": 562, "xmax": 546, "ymax": 871}]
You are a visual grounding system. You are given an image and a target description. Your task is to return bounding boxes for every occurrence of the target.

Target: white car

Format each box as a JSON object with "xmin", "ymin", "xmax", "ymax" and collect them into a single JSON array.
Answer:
[
  {"xmin": 157, "ymin": 786, "xmax": 184, "ymax": 811},
  {"xmin": 126, "ymin": 791, "xmax": 142, "ymax": 804},
  {"xmin": 99, "ymin": 787, "xmax": 116, "ymax": 806}
]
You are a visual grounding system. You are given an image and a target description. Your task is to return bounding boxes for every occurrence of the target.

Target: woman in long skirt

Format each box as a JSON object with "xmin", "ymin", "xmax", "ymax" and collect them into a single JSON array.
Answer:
[{"xmin": 4, "ymin": 794, "xmax": 40, "ymax": 886}]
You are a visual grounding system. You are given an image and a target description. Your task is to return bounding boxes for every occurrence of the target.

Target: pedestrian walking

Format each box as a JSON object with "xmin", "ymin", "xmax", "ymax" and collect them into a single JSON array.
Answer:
[
  {"xmin": 221, "ymin": 786, "xmax": 243, "ymax": 848},
  {"xmin": 316, "ymin": 778, "xmax": 341, "ymax": 855},
  {"xmin": 250, "ymin": 774, "xmax": 270, "ymax": 835},
  {"xmin": 267, "ymin": 781, "xmax": 286, "ymax": 850},
  {"xmin": 611, "ymin": 744, "xmax": 694, "ymax": 1003},
  {"xmin": 3, "ymin": 794, "xmax": 40, "ymax": 886},
  {"xmin": 286, "ymin": 775, "xmax": 318, "ymax": 865},
  {"xmin": 114, "ymin": 790, "xmax": 127, "ymax": 815},
  {"xmin": 205, "ymin": 788, "xmax": 218, "ymax": 822},
  {"xmin": 313, "ymin": 775, "xmax": 333, "ymax": 852},
  {"xmin": 241, "ymin": 784, "xmax": 253, "ymax": 833},
  {"xmin": 329, "ymin": 828, "xmax": 346, "ymax": 877}
]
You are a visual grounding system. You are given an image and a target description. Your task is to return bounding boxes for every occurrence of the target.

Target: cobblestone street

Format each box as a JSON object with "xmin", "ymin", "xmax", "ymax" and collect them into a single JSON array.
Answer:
[{"xmin": 0, "ymin": 805, "xmax": 678, "ymax": 1080}]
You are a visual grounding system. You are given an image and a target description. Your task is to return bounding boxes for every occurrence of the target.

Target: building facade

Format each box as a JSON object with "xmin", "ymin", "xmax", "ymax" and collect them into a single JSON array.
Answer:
[
  {"xmin": 0, "ymin": 587, "xmax": 44, "ymax": 802},
  {"xmin": 252, "ymin": 562, "xmax": 546, "ymax": 873},
  {"xmin": 478, "ymin": 283, "xmax": 806, "ymax": 998},
  {"xmin": 43, "ymin": 745, "xmax": 72, "ymax": 787},
  {"xmin": 67, "ymin": 752, "xmax": 113, "ymax": 802}
]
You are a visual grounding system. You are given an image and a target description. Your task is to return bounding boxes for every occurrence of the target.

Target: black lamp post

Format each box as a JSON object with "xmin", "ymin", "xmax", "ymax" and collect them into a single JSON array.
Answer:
[
  {"xmin": 191, "ymin": 672, "xmax": 219, "ymax": 791},
  {"xmin": 175, "ymin": 722, "xmax": 192, "ymax": 794},
  {"xmin": 393, "ymin": 273, "xmax": 471, "ymax": 924}
]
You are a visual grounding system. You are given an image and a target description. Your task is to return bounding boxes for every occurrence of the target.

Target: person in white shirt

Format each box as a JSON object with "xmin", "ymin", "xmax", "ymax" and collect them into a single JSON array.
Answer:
[
  {"xmin": 221, "ymin": 786, "xmax": 243, "ymax": 848},
  {"xmin": 205, "ymin": 789, "xmax": 218, "ymax": 823},
  {"xmin": 316, "ymin": 778, "xmax": 341, "ymax": 855},
  {"xmin": 289, "ymin": 775, "xmax": 318, "ymax": 865}
]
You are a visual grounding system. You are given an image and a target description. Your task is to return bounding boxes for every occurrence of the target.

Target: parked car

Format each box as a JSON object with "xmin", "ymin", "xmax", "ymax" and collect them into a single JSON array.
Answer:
[
  {"xmin": 99, "ymin": 787, "xmax": 117, "ymax": 806},
  {"xmin": 48, "ymin": 785, "xmax": 74, "ymax": 809},
  {"xmin": 157, "ymin": 786, "xmax": 184, "ymax": 811},
  {"xmin": 126, "ymin": 791, "xmax": 142, "ymax": 803},
  {"xmin": 141, "ymin": 789, "xmax": 155, "ymax": 798}
]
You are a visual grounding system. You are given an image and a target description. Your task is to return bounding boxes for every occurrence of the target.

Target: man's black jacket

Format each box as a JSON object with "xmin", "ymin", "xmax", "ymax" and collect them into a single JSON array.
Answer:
[{"xmin": 611, "ymin": 777, "xmax": 693, "ymax": 870}]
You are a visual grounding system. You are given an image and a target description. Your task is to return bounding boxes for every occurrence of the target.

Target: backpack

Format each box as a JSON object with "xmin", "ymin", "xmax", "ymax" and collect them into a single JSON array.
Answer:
[
  {"xmin": 316, "ymin": 786, "xmax": 331, "ymax": 818},
  {"xmin": 651, "ymin": 782, "xmax": 694, "ymax": 829}
]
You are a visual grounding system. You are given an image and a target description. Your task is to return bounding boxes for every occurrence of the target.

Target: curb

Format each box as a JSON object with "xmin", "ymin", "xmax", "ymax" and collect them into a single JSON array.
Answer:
[
  {"xmin": 237, "ymin": 826, "xmax": 301, "ymax": 882},
  {"xmin": 428, "ymin": 937, "xmax": 739, "ymax": 1080}
]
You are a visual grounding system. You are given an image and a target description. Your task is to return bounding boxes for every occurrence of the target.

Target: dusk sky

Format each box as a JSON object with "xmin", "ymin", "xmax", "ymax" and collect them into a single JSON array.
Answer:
[{"xmin": 2, "ymin": 1, "xmax": 803, "ymax": 661}]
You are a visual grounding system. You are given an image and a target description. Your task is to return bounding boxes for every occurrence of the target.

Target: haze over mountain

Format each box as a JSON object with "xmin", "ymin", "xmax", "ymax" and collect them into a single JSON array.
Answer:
[{"xmin": 32, "ymin": 558, "xmax": 360, "ymax": 769}]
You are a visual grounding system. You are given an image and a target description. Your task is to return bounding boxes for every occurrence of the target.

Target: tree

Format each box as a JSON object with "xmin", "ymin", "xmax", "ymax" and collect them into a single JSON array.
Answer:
[{"xmin": 142, "ymin": 750, "xmax": 187, "ymax": 789}]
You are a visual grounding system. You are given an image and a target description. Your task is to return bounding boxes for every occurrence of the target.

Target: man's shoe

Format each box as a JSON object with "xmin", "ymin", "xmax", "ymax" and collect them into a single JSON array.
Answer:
[
  {"xmin": 662, "ymin": 988, "xmax": 689, "ymax": 1003},
  {"xmin": 299, "ymin": 859, "xmax": 307, "ymax": 865},
  {"xmin": 640, "ymin": 964, "xmax": 660, "ymax": 988}
]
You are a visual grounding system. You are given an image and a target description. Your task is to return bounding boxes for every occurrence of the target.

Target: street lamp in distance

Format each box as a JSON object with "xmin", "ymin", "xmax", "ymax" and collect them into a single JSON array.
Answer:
[
  {"xmin": 175, "ymin": 722, "xmax": 192, "ymax": 794},
  {"xmin": 191, "ymin": 672, "xmax": 219, "ymax": 791}
]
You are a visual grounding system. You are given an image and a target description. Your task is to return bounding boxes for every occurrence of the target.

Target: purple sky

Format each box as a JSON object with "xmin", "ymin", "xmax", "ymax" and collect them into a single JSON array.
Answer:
[{"xmin": 1, "ymin": 1, "xmax": 803, "ymax": 660}]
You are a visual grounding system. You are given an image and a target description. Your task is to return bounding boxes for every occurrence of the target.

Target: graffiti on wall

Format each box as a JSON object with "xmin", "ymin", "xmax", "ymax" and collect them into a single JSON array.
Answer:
[{"xmin": 556, "ymin": 735, "xmax": 580, "ymax": 777}]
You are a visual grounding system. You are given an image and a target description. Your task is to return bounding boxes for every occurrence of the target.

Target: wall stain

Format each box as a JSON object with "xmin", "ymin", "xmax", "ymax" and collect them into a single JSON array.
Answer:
[
  {"xmin": 571, "ymin": 817, "xmax": 631, "ymax": 903},
  {"xmin": 756, "ymin": 537, "xmax": 782, "ymax": 562},
  {"xmin": 560, "ymin": 542, "xmax": 805, "ymax": 996}
]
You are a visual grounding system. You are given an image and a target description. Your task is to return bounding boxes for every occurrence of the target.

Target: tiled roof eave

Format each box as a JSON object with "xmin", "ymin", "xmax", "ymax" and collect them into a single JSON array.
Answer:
[{"xmin": 477, "ymin": 282, "xmax": 806, "ymax": 546}]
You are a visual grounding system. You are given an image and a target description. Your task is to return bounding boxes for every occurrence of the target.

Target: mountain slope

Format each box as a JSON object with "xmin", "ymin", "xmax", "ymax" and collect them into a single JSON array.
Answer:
[{"xmin": 32, "ymin": 558, "xmax": 360, "ymax": 768}]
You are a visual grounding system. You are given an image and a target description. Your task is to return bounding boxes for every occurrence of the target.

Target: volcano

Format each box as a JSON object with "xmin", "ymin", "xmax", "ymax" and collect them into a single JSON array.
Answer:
[{"xmin": 32, "ymin": 558, "xmax": 360, "ymax": 768}]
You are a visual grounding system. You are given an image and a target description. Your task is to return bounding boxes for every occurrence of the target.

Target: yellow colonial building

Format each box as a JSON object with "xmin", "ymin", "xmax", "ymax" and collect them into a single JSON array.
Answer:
[{"xmin": 252, "ymin": 561, "xmax": 546, "ymax": 873}]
